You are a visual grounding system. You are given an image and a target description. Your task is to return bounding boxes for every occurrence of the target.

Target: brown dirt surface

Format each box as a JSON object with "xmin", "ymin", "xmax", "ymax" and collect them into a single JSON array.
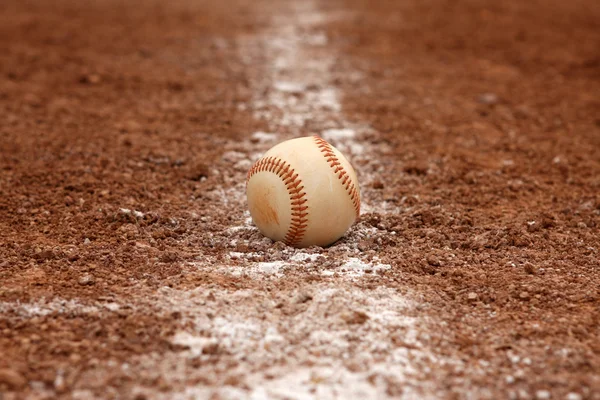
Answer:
[{"xmin": 1, "ymin": 0, "xmax": 599, "ymax": 399}]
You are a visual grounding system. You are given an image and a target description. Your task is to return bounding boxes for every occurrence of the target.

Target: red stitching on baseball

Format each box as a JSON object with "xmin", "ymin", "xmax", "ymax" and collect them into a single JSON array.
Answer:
[
  {"xmin": 247, "ymin": 156, "xmax": 308, "ymax": 246},
  {"xmin": 313, "ymin": 135, "xmax": 360, "ymax": 218}
]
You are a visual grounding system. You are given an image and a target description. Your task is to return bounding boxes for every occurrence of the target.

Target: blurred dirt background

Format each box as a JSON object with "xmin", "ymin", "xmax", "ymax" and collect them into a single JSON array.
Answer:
[{"xmin": 1, "ymin": 0, "xmax": 599, "ymax": 399}]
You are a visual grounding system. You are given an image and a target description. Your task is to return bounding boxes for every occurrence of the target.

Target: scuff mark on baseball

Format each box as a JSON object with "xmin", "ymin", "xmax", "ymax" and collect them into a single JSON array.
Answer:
[{"xmin": 246, "ymin": 135, "xmax": 360, "ymax": 248}]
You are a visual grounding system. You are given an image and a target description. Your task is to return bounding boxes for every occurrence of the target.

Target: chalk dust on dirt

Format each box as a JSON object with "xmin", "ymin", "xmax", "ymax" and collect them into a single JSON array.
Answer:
[
  {"xmin": 1, "ymin": 0, "xmax": 599, "ymax": 399},
  {"xmin": 131, "ymin": 1, "xmax": 452, "ymax": 398}
]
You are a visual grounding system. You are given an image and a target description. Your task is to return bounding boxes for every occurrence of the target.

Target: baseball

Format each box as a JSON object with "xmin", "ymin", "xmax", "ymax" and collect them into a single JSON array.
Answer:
[{"xmin": 246, "ymin": 136, "xmax": 360, "ymax": 248}]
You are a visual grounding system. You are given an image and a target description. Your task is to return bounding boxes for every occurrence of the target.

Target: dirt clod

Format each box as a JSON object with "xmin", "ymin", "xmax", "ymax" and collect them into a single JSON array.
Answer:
[
  {"xmin": 0, "ymin": 369, "xmax": 27, "ymax": 389},
  {"xmin": 341, "ymin": 310, "xmax": 370, "ymax": 325}
]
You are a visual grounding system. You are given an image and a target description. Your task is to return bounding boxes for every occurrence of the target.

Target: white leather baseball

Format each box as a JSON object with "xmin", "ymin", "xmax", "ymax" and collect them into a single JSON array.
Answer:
[{"xmin": 246, "ymin": 136, "xmax": 360, "ymax": 248}]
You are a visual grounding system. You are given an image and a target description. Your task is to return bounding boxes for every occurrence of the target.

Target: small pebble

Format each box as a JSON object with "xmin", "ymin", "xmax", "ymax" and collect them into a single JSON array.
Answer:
[
  {"xmin": 535, "ymin": 390, "xmax": 550, "ymax": 400},
  {"xmin": 358, "ymin": 240, "xmax": 371, "ymax": 252},
  {"xmin": 426, "ymin": 255, "xmax": 441, "ymax": 267},
  {"xmin": 80, "ymin": 74, "xmax": 101, "ymax": 84},
  {"xmin": 294, "ymin": 293, "xmax": 313, "ymax": 304},
  {"xmin": 478, "ymin": 92, "xmax": 499, "ymax": 105},
  {"xmin": 519, "ymin": 291, "xmax": 530, "ymax": 300},
  {"xmin": 54, "ymin": 374, "xmax": 67, "ymax": 393},
  {"xmin": 78, "ymin": 273, "xmax": 96, "ymax": 286},
  {"xmin": 371, "ymin": 180, "xmax": 384, "ymax": 189},
  {"xmin": 467, "ymin": 292, "xmax": 478, "ymax": 301},
  {"xmin": 524, "ymin": 262, "xmax": 537, "ymax": 275}
]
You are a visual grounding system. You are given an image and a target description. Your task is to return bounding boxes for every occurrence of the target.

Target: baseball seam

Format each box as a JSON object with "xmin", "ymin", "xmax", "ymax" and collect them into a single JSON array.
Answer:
[
  {"xmin": 313, "ymin": 135, "xmax": 361, "ymax": 218},
  {"xmin": 246, "ymin": 156, "xmax": 309, "ymax": 246}
]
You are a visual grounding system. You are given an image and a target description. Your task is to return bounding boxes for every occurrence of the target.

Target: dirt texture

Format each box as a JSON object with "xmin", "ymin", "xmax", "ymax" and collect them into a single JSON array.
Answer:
[{"xmin": 1, "ymin": 0, "xmax": 599, "ymax": 399}]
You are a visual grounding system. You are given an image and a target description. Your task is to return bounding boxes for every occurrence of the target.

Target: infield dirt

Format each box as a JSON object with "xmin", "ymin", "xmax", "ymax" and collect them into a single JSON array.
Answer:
[{"xmin": 1, "ymin": 0, "xmax": 599, "ymax": 399}]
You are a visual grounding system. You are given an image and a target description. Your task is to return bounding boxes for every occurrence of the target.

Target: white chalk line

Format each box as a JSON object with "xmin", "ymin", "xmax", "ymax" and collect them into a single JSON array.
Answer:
[{"xmin": 156, "ymin": 1, "xmax": 450, "ymax": 399}]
